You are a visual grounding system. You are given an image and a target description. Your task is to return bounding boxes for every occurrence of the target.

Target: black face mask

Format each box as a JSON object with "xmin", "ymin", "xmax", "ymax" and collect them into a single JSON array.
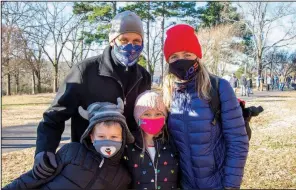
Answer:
[{"xmin": 168, "ymin": 59, "xmax": 199, "ymax": 81}]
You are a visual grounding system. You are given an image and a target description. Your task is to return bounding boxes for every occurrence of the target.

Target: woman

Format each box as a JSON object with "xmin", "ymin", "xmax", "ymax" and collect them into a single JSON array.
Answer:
[{"xmin": 162, "ymin": 24, "xmax": 249, "ymax": 189}]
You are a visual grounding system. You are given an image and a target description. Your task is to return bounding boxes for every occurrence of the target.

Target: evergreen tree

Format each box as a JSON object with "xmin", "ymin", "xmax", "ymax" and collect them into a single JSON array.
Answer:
[{"xmin": 73, "ymin": 2, "xmax": 117, "ymax": 45}]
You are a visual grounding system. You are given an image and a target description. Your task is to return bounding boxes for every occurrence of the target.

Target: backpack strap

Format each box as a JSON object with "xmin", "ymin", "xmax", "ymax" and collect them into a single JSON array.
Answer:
[{"xmin": 209, "ymin": 75, "xmax": 221, "ymax": 126}]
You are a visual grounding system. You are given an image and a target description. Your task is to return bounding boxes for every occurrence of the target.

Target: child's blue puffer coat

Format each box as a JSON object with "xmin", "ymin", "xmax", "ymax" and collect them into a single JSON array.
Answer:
[{"xmin": 168, "ymin": 78, "xmax": 249, "ymax": 189}]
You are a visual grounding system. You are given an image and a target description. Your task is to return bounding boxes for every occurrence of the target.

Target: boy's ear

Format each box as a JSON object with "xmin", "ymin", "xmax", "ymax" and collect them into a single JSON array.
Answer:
[{"xmin": 90, "ymin": 133, "xmax": 94, "ymax": 143}]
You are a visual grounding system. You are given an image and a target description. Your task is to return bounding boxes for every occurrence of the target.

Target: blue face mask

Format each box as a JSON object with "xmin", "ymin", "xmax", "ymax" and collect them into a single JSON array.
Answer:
[
  {"xmin": 93, "ymin": 140, "xmax": 122, "ymax": 158},
  {"xmin": 113, "ymin": 42, "xmax": 144, "ymax": 67}
]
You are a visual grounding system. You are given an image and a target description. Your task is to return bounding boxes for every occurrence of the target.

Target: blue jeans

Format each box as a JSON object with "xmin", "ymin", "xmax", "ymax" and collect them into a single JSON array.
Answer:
[
  {"xmin": 241, "ymin": 85, "xmax": 247, "ymax": 95},
  {"xmin": 279, "ymin": 83, "xmax": 285, "ymax": 91}
]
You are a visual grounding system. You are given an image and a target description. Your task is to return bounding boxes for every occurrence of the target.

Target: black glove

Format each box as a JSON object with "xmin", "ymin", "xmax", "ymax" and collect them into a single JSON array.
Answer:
[
  {"xmin": 243, "ymin": 106, "xmax": 264, "ymax": 121},
  {"xmin": 32, "ymin": 151, "xmax": 57, "ymax": 179}
]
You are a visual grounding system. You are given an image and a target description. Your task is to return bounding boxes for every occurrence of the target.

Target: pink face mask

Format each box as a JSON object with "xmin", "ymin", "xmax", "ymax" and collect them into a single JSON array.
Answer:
[{"xmin": 139, "ymin": 118, "xmax": 165, "ymax": 135}]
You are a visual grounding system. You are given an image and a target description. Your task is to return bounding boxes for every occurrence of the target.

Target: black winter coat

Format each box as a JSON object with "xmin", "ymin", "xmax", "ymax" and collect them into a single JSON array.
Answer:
[
  {"xmin": 124, "ymin": 131, "xmax": 179, "ymax": 190},
  {"xmin": 247, "ymin": 79, "xmax": 253, "ymax": 88},
  {"xmin": 3, "ymin": 143, "xmax": 131, "ymax": 189},
  {"xmin": 35, "ymin": 45, "xmax": 151, "ymax": 155}
]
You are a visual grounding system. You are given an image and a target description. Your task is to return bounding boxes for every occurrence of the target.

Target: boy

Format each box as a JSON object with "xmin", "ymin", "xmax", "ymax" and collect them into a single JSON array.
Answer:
[{"xmin": 4, "ymin": 98, "xmax": 134, "ymax": 190}]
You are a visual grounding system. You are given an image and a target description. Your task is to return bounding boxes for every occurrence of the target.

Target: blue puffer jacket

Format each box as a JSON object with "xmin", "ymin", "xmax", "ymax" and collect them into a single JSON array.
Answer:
[{"xmin": 168, "ymin": 78, "xmax": 249, "ymax": 189}]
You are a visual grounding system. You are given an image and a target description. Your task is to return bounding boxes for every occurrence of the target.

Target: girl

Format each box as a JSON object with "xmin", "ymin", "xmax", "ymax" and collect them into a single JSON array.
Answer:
[
  {"xmin": 162, "ymin": 24, "xmax": 249, "ymax": 189},
  {"xmin": 124, "ymin": 90, "xmax": 179, "ymax": 190}
]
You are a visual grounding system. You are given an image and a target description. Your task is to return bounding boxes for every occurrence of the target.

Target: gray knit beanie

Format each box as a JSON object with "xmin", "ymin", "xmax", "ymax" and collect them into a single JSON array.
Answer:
[
  {"xmin": 109, "ymin": 10, "xmax": 144, "ymax": 42},
  {"xmin": 79, "ymin": 98, "xmax": 134, "ymax": 144}
]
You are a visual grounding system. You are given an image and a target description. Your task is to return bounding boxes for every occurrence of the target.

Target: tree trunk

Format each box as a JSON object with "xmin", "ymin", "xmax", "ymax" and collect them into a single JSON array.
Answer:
[
  {"xmin": 160, "ymin": 3, "xmax": 165, "ymax": 85},
  {"xmin": 258, "ymin": 58, "xmax": 263, "ymax": 77},
  {"xmin": 32, "ymin": 70, "xmax": 35, "ymax": 94},
  {"xmin": 257, "ymin": 52, "xmax": 263, "ymax": 77},
  {"xmin": 53, "ymin": 64, "xmax": 58, "ymax": 92},
  {"xmin": 15, "ymin": 73, "xmax": 19, "ymax": 95},
  {"xmin": 146, "ymin": 2, "xmax": 150, "ymax": 74},
  {"xmin": 37, "ymin": 75, "xmax": 41, "ymax": 93},
  {"xmin": 7, "ymin": 73, "xmax": 11, "ymax": 96},
  {"xmin": 113, "ymin": 2, "xmax": 117, "ymax": 16}
]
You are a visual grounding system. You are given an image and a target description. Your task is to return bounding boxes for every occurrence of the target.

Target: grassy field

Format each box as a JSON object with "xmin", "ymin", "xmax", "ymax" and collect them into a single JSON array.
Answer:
[
  {"xmin": 1, "ymin": 93, "xmax": 55, "ymax": 127},
  {"xmin": 2, "ymin": 91, "xmax": 296, "ymax": 188}
]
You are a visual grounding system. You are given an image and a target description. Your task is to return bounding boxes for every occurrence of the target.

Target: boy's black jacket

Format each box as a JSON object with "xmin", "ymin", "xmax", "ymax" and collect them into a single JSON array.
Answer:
[{"xmin": 4, "ymin": 116, "xmax": 132, "ymax": 190}]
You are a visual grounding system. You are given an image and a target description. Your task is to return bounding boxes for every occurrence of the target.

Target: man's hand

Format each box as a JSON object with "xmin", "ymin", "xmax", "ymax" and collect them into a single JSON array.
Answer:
[{"xmin": 32, "ymin": 151, "xmax": 57, "ymax": 179}]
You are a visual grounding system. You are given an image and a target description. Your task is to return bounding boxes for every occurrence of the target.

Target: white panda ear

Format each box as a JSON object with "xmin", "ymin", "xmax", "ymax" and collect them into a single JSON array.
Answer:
[
  {"xmin": 116, "ymin": 97, "xmax": 124, "ymax": 112},
  {"xmin": 78, "ymin": 106, "xmax": 89, "ymax": 120}
]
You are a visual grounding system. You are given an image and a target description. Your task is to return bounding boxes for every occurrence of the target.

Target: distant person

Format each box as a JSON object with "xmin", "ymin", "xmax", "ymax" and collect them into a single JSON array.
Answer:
[
  {"xmin": 271, "ymin": 75, "xmax": 275, "ymax": 90},
  {"xmin": 279, "ymin": 74, "xmax": 285, "ymax": 91},
  {"xmin": 273, "ymin": 74, "xmax": 279, "ymax": 90},
  {"xmin": 266, "ymin": 75, "xmax": 272, "ymax": 91},
  {"xmin": 229, "ymin": 73, "xmax": 239, "ymax": 94},
  {"xmin": 291, "ymin": 75, "xmax": 296, "ymax": 90},
  {"xmin": 4, "ymin": 99, "xmax": 134, "ymax": 189},
  {"xmin": 240, "ymin": 74, "xmax": 247, "ymax": 96},
  {"xmin": 247, "ymin": 77, "xmax": 253, "ymax": 96},
  {"xmin": 286, "ymin": 75, "xmax": 292, "ymax": 89},
  {"xmin": 260, "ymin": 75, "xmax": 264, "ymax": 91},
  {"xmin": 256, "ymin": 74, "xmax": 261, "ymax": 91}
]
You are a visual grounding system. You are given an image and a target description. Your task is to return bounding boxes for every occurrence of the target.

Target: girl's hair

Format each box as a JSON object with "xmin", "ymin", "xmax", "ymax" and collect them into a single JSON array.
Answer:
[
  {"xmin": 163, "ymin": 59, "xmax": 212, "ymax": 109},
  {"xmin": 140, "ymin": 123, "xmax": 169, "ymax": 161}
]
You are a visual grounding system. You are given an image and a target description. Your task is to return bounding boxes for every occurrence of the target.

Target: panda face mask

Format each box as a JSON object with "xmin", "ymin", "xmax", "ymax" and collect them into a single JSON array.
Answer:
[{"xmin": 93, "ymin": 140, "xmax": 122, "ymax": 158}]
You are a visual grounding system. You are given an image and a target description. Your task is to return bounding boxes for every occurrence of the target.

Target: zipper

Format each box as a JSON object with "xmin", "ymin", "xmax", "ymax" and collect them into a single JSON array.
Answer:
[
  {"xmin": 124, "ymin": 76, "xmax": 143, "ymax": 105},
  {"xmin": 86, "ymin": 158, "xmax": 105, "ymax": 189},
  {"xmin": 100, "ymin": 74, "xmax": 125, "ymax": 102},
  {"xmin": 135, "ymin": 140, "xmax": 159, "ymax": 189},
  {"xmin": 99, "ymin": 74, "xmax": 143, "ymax": 105}
]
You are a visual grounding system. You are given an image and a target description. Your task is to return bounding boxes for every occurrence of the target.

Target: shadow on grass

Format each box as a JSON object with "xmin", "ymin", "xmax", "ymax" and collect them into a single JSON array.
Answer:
[
  {"xmin": 249, "ymin": 100, "xmax": 286, "ymax": 103},
  {"xmin": 2, "ymin": 102, "xmax": 51, "ymax": 107},
  {"xmin": 2, "ymin": 137, "xmax": 70, "ymax": 149}
]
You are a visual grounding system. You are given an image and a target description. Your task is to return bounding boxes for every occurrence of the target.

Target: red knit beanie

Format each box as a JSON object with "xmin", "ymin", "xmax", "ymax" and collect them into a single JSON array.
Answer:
[{"xmin": 164, "ymin": 24, "xmax": 202, "ymax": 62}]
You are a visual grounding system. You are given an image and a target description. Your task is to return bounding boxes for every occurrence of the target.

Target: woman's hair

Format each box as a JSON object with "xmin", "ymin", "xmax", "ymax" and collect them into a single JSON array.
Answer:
[{"xmin": 163, "ymin": 59, "xmax": 212, "ymax": 109}]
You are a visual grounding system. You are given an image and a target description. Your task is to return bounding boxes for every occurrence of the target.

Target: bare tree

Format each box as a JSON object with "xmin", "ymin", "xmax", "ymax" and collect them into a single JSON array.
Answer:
[
  {"xmin": 198, "ymin": 24, "xmax": 241, "ymax": 76},
  {"xmin": 2, "ymin": 2, "xmax": 32, "ymax": 95},
  {"xmin": 25, "ymin": 2, "xmax": 81, "ymax": 92},
  {"xmin": 61, "ymin": 23, "xmax": 93, "ymax": 69},
  {"xmin": 237, "ymin": 2, "xmax": 296, "ymax": 77}
]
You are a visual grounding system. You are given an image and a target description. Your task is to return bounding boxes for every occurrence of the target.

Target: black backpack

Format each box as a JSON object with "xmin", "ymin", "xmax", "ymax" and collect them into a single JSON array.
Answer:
[{"xmin": 208, "ymin": 75, "xmax": 264, "ymax": 140}]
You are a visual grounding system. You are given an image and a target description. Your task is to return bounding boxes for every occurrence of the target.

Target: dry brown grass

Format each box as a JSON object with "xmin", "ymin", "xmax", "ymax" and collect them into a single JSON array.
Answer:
[
  {"xmin": 1, "ymin": 148, "xmax": 35, "ymax": 187},
  {"xmin": 2, "ymin": 93, "xmax": 55, "ymax": 127},
  {"xmin": 241, "ymin": 91, "xmax": 296, "ymax": 188},
  {"xmin": 1, "ymin": 92, "xmax": 296, "ymax": 188}
]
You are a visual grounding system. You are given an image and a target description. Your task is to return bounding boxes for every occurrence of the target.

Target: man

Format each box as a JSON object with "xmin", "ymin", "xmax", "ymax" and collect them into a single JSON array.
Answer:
[
  {"xmin": 274, "ymin": 74, "xmax": 279, "ymax": 90},
  {"xmin": 286, "ymin": 75, "xmax": 292, "ymax": 89},
  {"xmin": 279, "ymin": 74, "xmax": 285, "ymax": 91},
  {"xmin": 229, "ymin": 73, "xmax": 238, "ymax": 94},
  {"xmin": 266, "ymin": 74, "xmax": 272, "ymax": 91},
  {"xmin": 240, "ymin": 74, "xmax": 247, "ymax": 96},
  {"xmin": 32, "ymin": 11, "xmax": 151, "ymax": 179},
  {"xmin": 256, "ymin": 74, "xmax": 261, "ymax": 91}
]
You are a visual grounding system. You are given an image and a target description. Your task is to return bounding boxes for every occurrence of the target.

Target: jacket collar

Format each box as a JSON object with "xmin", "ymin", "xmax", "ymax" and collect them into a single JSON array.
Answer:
[
  {"xmin": 133, "ymin": 129, "xmax": 166, "ymax": 150},
  {"xmin": 98, "ymin": 45, "xmax": 143, "ymax": 85}
]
